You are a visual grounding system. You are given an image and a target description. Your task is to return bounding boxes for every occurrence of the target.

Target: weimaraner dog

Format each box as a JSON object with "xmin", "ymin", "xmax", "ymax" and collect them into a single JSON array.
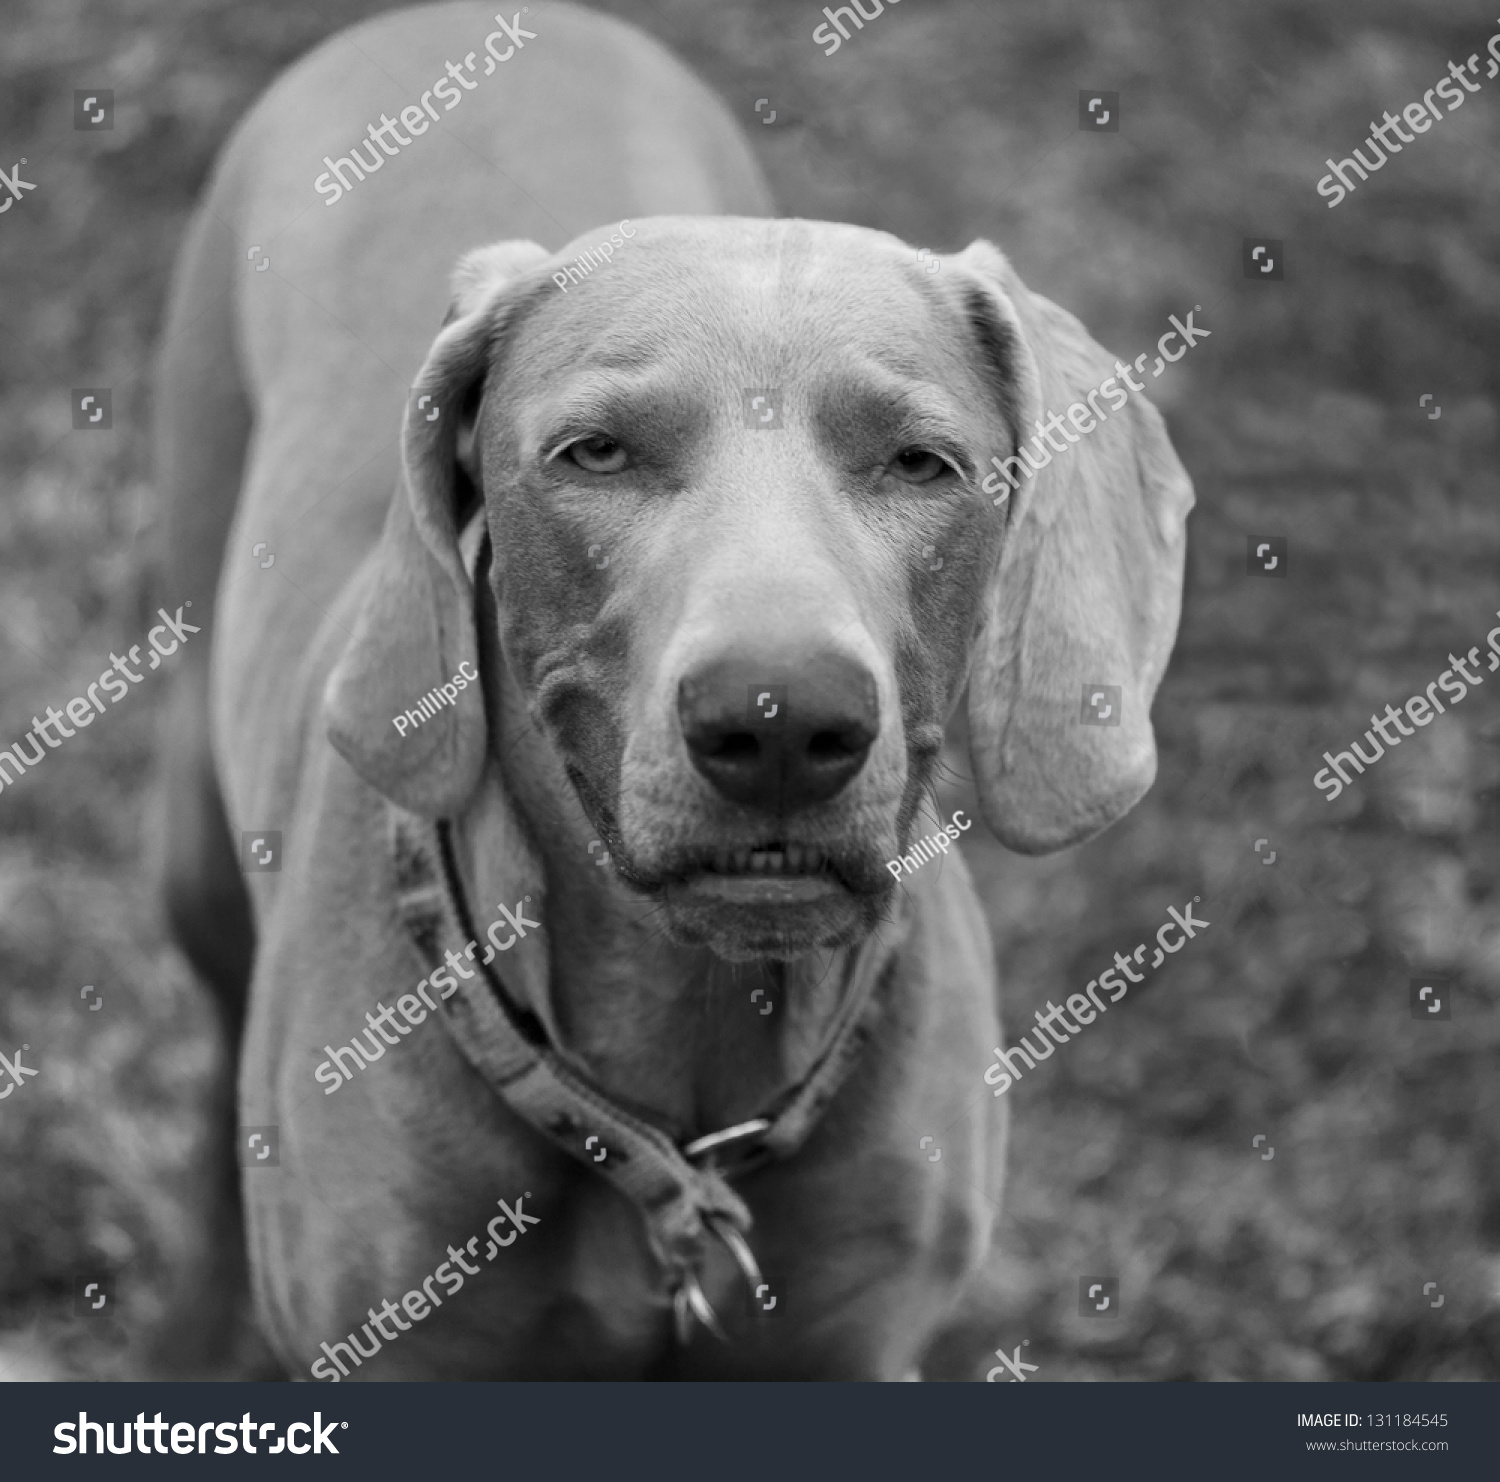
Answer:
[{"xmin": 154, "ymin": 0, "xmax": 1192, "ymax": 1380}]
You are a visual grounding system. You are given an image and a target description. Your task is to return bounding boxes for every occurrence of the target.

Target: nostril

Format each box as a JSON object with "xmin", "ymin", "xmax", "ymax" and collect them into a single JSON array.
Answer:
[
  {"xmin": 706, "ymin": 732, "xmax": 758, "ymax": 762},
  {"xmin": 682, "ymin": 723, "xmax": 760, "ymax": 764},
  {"xmin": 808, "ymin": 727, "xmax": 872, "ymax": 762}
]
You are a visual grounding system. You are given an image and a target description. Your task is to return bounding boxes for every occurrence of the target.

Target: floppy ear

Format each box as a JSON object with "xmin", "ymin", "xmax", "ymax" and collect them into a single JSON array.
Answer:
[
  {"xmin": 954, "ymin": 240, "xmax": 1195, "ymax": 853},
  {"xmin": 323, "ymin": 239, "xmax": 551, "ymax": 817}
]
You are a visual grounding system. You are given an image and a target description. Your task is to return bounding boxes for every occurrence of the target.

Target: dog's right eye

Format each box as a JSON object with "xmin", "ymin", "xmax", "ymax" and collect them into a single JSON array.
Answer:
[{"xmin": 562, "ymin": 436, "xmax": 629, "ymax": 474}]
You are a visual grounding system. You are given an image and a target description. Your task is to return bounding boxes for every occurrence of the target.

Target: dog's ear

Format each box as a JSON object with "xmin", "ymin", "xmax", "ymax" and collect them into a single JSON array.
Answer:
[
  {"xmin": 952, "ymin": 240, "xmax": 1194, "ymax": 853},
  {"xmin": 323, "ymin": 239, "xmax": 551, "ymax": 816}
]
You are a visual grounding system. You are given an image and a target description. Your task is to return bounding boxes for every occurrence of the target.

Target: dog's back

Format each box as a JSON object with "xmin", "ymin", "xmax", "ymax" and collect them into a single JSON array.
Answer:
[{"xmin": 151, "ymin": 0, "xmax": 771, "ymax": 1373}]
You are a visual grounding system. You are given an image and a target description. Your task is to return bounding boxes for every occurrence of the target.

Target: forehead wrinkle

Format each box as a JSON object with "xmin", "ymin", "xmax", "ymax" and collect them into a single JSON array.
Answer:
[
  {"xmin": 539, "ymin": 366, "xmax": 699, "ymax": 421},
  {"xmin": 577, "ymin": 341, "xmax": 668, "ymax": 373},
  {"xmin": 512, "ymin": 222, "xmax": 980, "ymax": 411},
  {"xmin": 605, "ymin": 221, "xmax": 911, "ymax": 356},
  {"xmin": 819, "ymin": 360, "xmax": 974, "ymax": 425}
]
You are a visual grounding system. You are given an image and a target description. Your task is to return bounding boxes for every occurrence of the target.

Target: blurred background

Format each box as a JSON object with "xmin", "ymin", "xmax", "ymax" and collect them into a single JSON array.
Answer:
[{"xmin": 2, "ymin": 0, "xmax": 1498, "ymax": 1381}]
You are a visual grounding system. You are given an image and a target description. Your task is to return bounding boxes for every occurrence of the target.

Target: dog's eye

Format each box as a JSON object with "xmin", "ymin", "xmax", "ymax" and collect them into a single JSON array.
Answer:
[
  {"xmin": 564, "ymin": 436, "xmax": 629, "ymax": 473},
  {"xmin": 888, "ymin": 447, "xmax": 951, "ymax": 484}
]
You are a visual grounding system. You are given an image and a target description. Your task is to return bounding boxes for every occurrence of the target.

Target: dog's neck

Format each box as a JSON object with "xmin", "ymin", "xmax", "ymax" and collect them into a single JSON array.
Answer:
[{"xmin": 472, "ymin": 578, "xmax": 858, "ymax": 1135}]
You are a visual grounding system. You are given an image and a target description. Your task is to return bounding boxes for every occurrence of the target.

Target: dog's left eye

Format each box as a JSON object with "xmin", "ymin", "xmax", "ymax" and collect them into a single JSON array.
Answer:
[
  {"xmin": 563, "ymin": 436, "xmax": 630, "ymax": 473},
  {"xmin": 888, "ymin": 447, "xmax": 952, "ymax": 484}
]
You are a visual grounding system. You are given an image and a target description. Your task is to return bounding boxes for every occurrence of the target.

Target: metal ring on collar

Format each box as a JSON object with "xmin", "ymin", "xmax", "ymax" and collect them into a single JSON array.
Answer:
[
  {"xmin": 682, "ymin": 1117, "xmax": 771, "ymax": 1163},
  {"xmin": 672, "ymin": 1269, "xmax": 727, "ymax": 1344},
  {"xmin": 706, "ymin": 1211, "xmax": 765, "ymax": 1299},
  {"xmin": 668, "ymin": 1206, "xmax": 770, "ymax": 1346}
]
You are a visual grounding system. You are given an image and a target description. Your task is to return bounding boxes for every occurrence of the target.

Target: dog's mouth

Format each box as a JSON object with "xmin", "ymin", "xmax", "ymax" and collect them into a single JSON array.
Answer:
[
  {"xmin": 610, "ymin": 832, "xmax": 890, "ymax": 958},
  {"xmin": 681, "ymin": 840, "xmax": 845, "ymax": 904},
  {"xmin": 698, "ymin": 842, "xmax": 835, "ymax": 877}
]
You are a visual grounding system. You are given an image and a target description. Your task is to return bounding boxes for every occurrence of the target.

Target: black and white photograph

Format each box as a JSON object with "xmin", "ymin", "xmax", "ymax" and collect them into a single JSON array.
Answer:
[{"xmin": 0, "ymin": 0, "xmax": 1496, "ymax": 1470}]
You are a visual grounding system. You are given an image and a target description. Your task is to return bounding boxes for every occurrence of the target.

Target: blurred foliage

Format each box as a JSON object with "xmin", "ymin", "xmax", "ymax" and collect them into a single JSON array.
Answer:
[{"xmin": 1, "ymin": 0, "xmax": 1497, "ymax": 1380}]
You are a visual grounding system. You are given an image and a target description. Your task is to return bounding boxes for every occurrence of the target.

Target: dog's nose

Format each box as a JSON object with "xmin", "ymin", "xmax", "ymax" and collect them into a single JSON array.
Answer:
[{"xmin": 678, "ymin": 652, "xmax": 879, "ymax": 810}]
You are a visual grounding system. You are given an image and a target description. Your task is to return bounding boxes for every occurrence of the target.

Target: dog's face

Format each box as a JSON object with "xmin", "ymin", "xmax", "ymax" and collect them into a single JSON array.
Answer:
[
  {"xmin": 326, "ymin": 218, "xmax": 1195, "ymax": 964},
  {"xmin": 476, "ymin": 220, "xmax": 1003, "ymax": 957}
]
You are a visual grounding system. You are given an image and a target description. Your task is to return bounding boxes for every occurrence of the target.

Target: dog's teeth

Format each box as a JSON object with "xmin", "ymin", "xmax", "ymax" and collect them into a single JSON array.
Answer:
[{"xmin": 707, "ymin": 846, "xmax": 838, "ymax": 876}]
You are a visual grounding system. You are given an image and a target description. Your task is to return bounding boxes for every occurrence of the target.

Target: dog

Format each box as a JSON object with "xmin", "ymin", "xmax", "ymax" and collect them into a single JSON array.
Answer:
[{"xmin": 153, "ymin": 0, "xmax": 1192, "ymax": 1380}]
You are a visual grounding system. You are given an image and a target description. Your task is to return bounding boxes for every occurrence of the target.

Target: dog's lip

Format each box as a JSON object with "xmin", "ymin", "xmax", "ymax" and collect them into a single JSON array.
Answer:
[{"xmin": 679, "ymin": 872, "xmax": 844, "ymax": 905}]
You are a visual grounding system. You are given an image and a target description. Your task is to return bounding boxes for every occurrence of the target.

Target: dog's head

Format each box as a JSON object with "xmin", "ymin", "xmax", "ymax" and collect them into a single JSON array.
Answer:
[{"xmin": 325, "ymin": 219, "xmax": 1192, "ymax": 961}]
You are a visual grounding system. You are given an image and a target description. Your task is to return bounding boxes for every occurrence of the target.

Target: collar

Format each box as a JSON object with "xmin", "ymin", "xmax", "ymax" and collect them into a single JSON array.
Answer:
[
  {"xmin": 386, "ymin": 520, "xmax": 912, "ymax": 1342},
  {"xmin": 389, "ymin": 802, "xmax": 909, "ymax": 1341}
]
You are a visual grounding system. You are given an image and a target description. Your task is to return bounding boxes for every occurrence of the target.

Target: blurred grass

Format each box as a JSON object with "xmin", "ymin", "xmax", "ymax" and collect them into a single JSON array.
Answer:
[{"xmin": 1, "ymin": 0, "xmax": 1498, "ymax": 1380}]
